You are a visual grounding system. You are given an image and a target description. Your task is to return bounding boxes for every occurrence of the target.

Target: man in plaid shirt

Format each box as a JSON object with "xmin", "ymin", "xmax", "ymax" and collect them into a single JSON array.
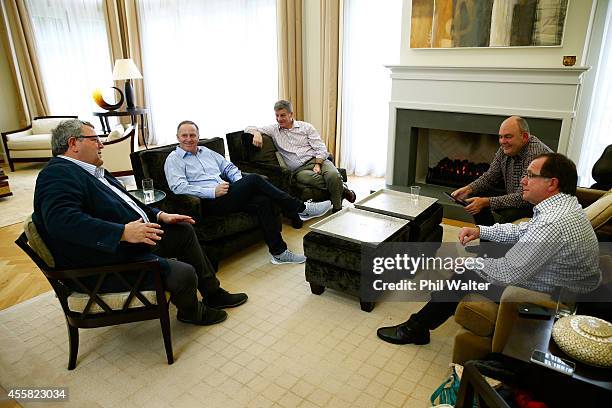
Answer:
[
  {"xmin": 452, "ymin": 116, "xmax": 552, "ymax": 226},
  {"xmin": 377, "ymin": 153, "xmax": 601, "ymax": 346}
]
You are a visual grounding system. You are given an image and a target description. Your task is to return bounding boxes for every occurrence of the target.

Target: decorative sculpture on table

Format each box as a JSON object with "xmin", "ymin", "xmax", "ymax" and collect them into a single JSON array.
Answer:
[{"xmin": 92, "ymin": 87, "xmax": 124, "ymax": 111}]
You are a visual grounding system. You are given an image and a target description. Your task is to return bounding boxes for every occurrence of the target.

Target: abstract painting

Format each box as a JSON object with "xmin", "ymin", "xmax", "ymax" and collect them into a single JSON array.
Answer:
[{"xmin": 410, "ymin": 0, "xmax": 569, "ymax": 48}]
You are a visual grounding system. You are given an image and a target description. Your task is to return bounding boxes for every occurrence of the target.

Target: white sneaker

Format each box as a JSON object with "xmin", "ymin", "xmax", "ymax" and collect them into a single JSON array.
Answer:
[
  {"xmin": 298, "ymin": 200, "xmax": 332, "ymax": 221},
  {"xmin": 271, "ymin": 249, "xmax": 307, "ymax": 265}
]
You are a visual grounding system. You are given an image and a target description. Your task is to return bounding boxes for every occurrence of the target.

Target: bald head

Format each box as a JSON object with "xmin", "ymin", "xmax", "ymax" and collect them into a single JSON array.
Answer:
[{"xmin": 498, "ymin": 116, "xmax": 530, "ymax": 157}]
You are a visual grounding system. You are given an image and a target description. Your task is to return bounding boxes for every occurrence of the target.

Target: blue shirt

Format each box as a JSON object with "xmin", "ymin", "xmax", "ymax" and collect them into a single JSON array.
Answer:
[{"xmin": 164, "ymin": 146, "xmax": 242, "ymax": 199}]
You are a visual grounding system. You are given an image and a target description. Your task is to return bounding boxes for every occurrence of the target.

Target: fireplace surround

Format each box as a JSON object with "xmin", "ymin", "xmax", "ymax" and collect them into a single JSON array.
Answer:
[{"xmin": 385, "ymin": 65, "xmax": 589, "ymax": 186}]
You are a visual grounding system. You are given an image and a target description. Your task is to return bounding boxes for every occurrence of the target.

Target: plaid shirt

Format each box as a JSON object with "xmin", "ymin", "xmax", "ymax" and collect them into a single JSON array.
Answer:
[
  {"xmin": 476, "ymin": 193, "xmax": 601, "ymax": 294},
  {"xmin": 468, "ymin": 135, "xmax": 551, "ymax": 210},
  {"xmin": 245, "ymin": 121, "xmax": 328, "ymax": 171}
]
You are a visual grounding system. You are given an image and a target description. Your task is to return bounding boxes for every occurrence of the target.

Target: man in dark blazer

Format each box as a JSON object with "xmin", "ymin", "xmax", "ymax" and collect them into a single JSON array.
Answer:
[{"xmin": 33, "ymin": 119, "xmax": 247, "ymax": 326}]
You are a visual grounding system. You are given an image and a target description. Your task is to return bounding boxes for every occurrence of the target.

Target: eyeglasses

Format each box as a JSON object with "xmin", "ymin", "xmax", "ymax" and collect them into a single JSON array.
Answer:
[
  {"xmin": 76, "ymin": 135, "xmax": 102, "ymax": 143},
  {"xmin": 524, "ymin": 171, "xmax": 550, "ymax": 180}
]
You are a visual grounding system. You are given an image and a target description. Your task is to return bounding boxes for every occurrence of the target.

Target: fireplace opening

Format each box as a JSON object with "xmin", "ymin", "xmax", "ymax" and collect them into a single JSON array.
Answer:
[
  {"xmin": 413, "ymin": 128, "xmax": 504, "ymax": 191},
  {"xmin": 426, "ymin": 157, "xmax": 490, "ymax": 187}
]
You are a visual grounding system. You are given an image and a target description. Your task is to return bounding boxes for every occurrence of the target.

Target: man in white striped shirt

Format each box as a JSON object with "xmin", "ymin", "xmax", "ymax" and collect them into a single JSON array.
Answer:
[
  {"xmin": 245, "ymin": 100, "xmax": 356, "ymax": 212},
  {"xmin": 377, "ymin": 153, "xmax": 601, "ymax": 346}
]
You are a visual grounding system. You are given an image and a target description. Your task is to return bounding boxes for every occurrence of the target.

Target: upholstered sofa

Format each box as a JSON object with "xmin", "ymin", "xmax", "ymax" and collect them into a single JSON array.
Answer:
[
  {"xmin": 452, "ymin": 188, "xmax": 612, "ymax": 364},
  {"xmin": 226, "ymin": 130, "xmax": 347, "ymax": 202},
  {"xmin": 130, "ymin": 138, "xmax": 269, "ymax": 266},
  {"xmin": 1, "ymin": 115, "xmax": 77, "ymax": 171}
]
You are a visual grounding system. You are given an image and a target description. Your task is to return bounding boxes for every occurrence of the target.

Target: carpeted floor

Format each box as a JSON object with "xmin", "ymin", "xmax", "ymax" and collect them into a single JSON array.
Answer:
[{"xmin": 0, "ymin": 224, "xmax": 463, "ymax": 408}]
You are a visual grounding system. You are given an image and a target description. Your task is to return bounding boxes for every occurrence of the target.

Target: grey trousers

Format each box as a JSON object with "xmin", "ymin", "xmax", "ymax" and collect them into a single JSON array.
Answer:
[{"xmin": 294, "ymin": 158, "xmax": 344, "ymax": 210}]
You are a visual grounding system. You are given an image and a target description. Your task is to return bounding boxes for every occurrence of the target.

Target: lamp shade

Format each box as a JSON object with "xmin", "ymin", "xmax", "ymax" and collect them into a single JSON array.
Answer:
[{"xmin": 112, "ymin": 59, "xmax": 143, "ymax": 80}]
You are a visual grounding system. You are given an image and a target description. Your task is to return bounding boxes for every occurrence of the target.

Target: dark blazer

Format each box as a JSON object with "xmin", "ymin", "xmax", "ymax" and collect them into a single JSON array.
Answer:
[{"xmin": 33, "ymin": 157, "xmax": 161, "ymax": 270}]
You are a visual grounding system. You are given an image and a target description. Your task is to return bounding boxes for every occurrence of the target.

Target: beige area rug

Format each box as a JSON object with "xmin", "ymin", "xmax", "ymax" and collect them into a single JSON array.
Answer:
[
  {"xmin": 0, "ymin": 163, "xmax": 45, "ymax": 228},
  {"xmin": 0, "ymin": 224, "xmax": 463, "ymax": 408}
]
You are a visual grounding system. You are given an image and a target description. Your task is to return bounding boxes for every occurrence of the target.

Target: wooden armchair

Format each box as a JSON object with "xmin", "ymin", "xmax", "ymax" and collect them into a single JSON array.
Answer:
[{"xmin": 15, "ymin": 217, "xmax": 173, "ymax": 370}]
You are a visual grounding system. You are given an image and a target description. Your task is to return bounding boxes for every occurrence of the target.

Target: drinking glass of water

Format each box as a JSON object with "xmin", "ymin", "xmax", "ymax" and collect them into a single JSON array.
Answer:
[{"xmin": 142, "ymin": 178, "xmax": 154, "ymax": 204}]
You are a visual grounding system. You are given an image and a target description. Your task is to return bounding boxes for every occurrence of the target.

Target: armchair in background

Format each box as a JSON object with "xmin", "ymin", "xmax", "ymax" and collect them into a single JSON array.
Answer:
[
  {"xmin": 101, "ymin": 125, "xmax": 137, "ymax": 176},
  {"xmin": 226, "ymin": 130, "xmax": 348, "ymax": 203},
  {"xmin": 1, "ymin": 115, "xmax": 77, "ymax": 171},
  {"xmin": 130, "ymin": 137, "xmax": 267, "ymax": 265}
]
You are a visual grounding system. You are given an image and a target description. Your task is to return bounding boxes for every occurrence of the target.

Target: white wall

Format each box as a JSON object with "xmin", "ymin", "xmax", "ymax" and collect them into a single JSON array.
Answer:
[{"xmin": 399, "ymin": 0, "xmax": 597, "ymax": 67}]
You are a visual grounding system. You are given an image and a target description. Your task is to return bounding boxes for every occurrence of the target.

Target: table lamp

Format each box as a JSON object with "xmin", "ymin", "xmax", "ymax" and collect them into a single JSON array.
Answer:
[{"xmin": 112, "ymin": 59, "xmax": 142, "ymax": 110}]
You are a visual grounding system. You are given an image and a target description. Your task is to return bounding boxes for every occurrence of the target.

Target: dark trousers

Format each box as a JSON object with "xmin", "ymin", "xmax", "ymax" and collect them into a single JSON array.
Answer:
[
  {"xmin": 408, "ymin": 270, "xmax": 506, "ymax": 331},
  {"xmin": 153, "ymin": 222, "xmax": 220, "ymax": 316},
  {"xmin": 199, "ymin": 174, "xmax": 303, "ymax": 255},
  {"xmin": 473, "ymin": 206, "xmax": 534, "ymax": 227}
]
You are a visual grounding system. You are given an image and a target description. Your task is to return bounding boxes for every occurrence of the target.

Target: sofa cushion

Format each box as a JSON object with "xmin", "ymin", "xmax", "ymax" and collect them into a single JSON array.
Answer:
[
  {"xmin": 584, "ymin": 188, "xmax": 612, "ymax": 230},
  {"xmin": 196, "ymin": 212, "xmax": 261, "ymax": 241},
  {"xmin": 32, "ymin": 118, "xmax": 64, "ymax": 134},
  {"xmin": 6, "ymin": 133, "xmax": 51, "ymax": 150},
  {"xmin": 23, "ymin": 216, "xmax": 55, "ymax": 267},
  {"xmin": 250, "ymin": 135, "xmax": 279, "ymax": 166},
  {"xmin": 454, "ymin": 294, "xmax": 499, "ymax": 337}
]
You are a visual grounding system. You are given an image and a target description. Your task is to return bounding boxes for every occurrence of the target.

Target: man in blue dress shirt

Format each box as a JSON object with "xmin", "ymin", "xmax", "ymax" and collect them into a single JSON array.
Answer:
[{"xmin": 164, "ymin": 120, "xmax": 332, "ymax": 265}]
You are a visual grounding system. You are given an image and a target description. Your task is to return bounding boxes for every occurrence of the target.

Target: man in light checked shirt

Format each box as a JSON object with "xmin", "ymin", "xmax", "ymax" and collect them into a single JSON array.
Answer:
[
  {"xmin": 452, "ymin": 116, "xmax": 552, "ymax": 226},
  {"xmin": 245, "ymin": 100, "xmax": 356, "ymax": 213},
  {"xmin": 377, "ymin": 153, "xmax": 601, "ymax": 346}
]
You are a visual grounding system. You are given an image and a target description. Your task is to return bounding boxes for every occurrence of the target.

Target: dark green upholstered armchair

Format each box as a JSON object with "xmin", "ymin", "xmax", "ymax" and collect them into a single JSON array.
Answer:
[
  {"xmin": 130, "ymin": 138, "xmax": 265, "ymax": 265},
  {"xmin": 226, "ymin": 130, "xmax": 347, "ymax": 203}
]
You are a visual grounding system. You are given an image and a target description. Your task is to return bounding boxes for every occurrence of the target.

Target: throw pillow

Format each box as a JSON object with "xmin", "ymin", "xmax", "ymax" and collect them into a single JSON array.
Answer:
[{"xmin": 584, "ymin": 188, "xmax": 612, "ymax": 230}]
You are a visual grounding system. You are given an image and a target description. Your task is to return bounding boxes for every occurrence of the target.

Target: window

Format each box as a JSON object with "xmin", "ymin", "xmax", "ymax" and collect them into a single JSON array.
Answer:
[
  {"xmin": 25, "ymin": 0, "xmax": 113, "ymax": 125},
  {"xmin": 339, "ymin": 0, "xmax": 402, "ymax": 176},
  {"xmin": 137, "ymin": 0, "xmax": 278, "ymax": 145}
]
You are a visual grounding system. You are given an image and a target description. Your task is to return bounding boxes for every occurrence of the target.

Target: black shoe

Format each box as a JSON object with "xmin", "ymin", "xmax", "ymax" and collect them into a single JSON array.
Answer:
[
  {"xmin": 177, "ymin": 303, "xmax": 227, "ymax": 326},
  {"xmin": 342, "ymin": 187, "xmax": 357, "ymax": 203},
  {"xmin": 377, "ymin": 322, "xmax": 430, "ymax": 345},
  {"xmin": 291, "ymin": 216, "xmax": 304, "ymax": 229},
  {"xmin": 205, "ymin": 288, "xmax": 248, "ymax": 309}
]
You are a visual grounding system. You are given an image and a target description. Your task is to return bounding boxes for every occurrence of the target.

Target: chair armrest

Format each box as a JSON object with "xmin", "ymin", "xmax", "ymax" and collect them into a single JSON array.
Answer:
[
  {"xmin": 3, "ymin": 128, "xmax": 33, "ymax": 140},
  {"xmin": 236, "ymin": 161, "xmax": 292, "ymax": 192},
  {"xmin": 491, "ymin": 286, "xmax": 556, "ymax": 353},
  {"xmin": 576, "ymin": 187, "xmax": 607, "ymax": 207},
  {"xmin": 159, "ymin": 193, "xmax": 202, "ymax": 221}
]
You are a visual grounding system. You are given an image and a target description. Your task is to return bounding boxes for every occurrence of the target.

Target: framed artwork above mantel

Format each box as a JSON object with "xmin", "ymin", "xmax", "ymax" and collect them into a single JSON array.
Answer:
[{"xmin": 410, "ymin": 0, "xmax": 570, "ymax": 49}]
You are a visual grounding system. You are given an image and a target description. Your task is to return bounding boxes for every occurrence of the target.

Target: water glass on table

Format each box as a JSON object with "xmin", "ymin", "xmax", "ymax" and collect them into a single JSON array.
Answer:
[
  {"xmin": 410, "ymin": 185, "xmax": 421, "ymax": 204},
  {"xmin": 142, "ymin": 178, "xmax": 154, "ymax": 204}
]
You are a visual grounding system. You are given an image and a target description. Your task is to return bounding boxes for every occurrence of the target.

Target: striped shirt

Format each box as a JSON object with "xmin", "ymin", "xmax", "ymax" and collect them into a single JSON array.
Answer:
[
  {"xmin": 468, "ymin": 135, "xmax": 551, "ymax": 210},
  {"xmin": 476, "ymin": 193, "xmax": 601, "ymax": 294},
  {"xmin": 245, "ymin": 121, "xmax": 328, "ymax": 171}
]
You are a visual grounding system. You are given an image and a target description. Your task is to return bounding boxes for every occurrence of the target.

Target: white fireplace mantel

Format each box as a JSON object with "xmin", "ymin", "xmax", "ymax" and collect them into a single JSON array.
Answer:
[{"xmin": 385, "ymin": 65, "xmax": 589, "ymax": 184}]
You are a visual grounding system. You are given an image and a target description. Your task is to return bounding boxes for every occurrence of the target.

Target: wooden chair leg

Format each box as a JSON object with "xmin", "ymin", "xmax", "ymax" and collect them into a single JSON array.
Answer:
[
  {"xmin": 67, "ymin": 323, "xmax": 79, "ymax": 370},
  {"xmin": 159, "ymin": 311, "xmax": 174, "ymax": 365}
]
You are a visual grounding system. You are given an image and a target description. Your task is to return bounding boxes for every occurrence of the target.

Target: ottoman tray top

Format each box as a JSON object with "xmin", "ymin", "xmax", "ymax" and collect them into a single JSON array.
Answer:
[
  {"xmin": 309, "ymin": 207, "xmax": 408, "ymax": 247},
  {"xmin": 354, "ymin": 188, "xmax": 438, "ymax": 220}
]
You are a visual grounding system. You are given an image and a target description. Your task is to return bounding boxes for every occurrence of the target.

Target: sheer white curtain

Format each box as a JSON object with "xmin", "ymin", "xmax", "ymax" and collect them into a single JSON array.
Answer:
[
  {"xmin": 137, "ymin": 0, "xmax": 277, "ymax": 145},
  {"xmin": 25, "ymin": 0, "xmax": 113, "ymax": 125},
  {"xmin": 339, "ymin": 0, "xmax": 402, "ymax": 176},
  {"xmin": 577, "ymin": 3, "xmax": 612, "ymax": 187}
]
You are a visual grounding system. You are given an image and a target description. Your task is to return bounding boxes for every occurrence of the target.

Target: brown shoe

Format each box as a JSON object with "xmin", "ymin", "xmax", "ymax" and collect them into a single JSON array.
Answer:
[{"xmin": 342, "ymin": 188, "xmax": 356, "ymax": 203}]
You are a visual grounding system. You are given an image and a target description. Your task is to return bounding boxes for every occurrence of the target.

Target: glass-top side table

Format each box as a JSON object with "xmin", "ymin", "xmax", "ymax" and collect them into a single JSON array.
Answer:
[{"xmin": 128, "ymin": 189, "xmax": 166, "ymax": 205}]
